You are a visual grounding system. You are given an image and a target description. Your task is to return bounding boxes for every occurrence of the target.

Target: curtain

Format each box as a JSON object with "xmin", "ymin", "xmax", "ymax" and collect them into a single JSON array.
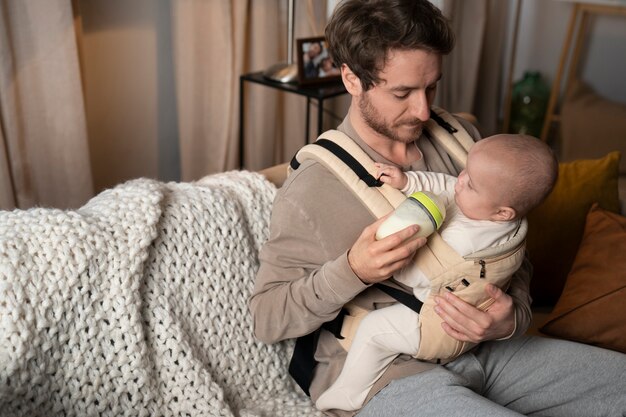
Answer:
[
  {"xmin": 171, "ymin": 1, "xmax": 244, "ymax": 179},
  {"xmin": 172, "ymin": 0, "xmax": 329, "ymax": 179},
  {"xmin": 0, "ymin": 124, "xmax": 14, "ymax": 209},
  {"xmin": 0, "ymin": 0, "xmax": 93, "ymax": 210},
  {"xmin": 438, "ymin": 0, "xmax": 511, "ymax": 136}
]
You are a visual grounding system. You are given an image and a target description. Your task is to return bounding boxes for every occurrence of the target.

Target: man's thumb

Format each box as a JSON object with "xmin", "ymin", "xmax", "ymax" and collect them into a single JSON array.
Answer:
[{"xmin": 486, "ymin": 283, "xmax": 503, "ymax": 299}]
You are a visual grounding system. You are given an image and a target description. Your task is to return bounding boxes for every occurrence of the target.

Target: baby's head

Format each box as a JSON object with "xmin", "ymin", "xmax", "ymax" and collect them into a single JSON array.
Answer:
[{"xmin": 455, "ymin": 134, "xmax": 558, "ymax": 222}]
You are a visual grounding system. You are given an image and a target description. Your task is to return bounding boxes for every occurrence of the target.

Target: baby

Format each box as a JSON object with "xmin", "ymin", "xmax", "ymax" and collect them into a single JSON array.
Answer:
[{"xmin": 316, "ymin": 133, "xmax": 558, "ymax": 412}]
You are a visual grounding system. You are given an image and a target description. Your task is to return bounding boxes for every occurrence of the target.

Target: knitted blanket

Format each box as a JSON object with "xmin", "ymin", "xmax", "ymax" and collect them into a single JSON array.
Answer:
[{"xmin": 0, "ymin": 171, "xmax": 321, "ymax": 417}]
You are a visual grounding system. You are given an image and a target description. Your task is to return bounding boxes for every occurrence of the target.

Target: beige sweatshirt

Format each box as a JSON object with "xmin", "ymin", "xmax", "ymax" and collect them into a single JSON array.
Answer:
[{"xmin": 249, "ymin": 114, "xmax": 533, "ymax": 417}]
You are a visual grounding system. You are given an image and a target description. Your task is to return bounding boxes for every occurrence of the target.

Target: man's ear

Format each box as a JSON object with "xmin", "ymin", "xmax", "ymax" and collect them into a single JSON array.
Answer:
[
  {"xmin": 341, "ymin": 64, "xmax": 362, "ymax": 96},
  {"xmin": 492, "ymin": 207, "xmax": 516, "ymax": 222}
]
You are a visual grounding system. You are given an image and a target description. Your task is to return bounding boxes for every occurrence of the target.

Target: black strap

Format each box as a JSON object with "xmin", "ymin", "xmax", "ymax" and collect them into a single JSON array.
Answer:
[
  {"xmin": 374, "ymin": 283, "xmax": 423, "ymax": 314},
  {"xmin": 429, "ymin": 109, "xmax": 458, "ymax": 134},
  {"xmin": 288, "ymin": 329, "xmax": 320, "ymax": 397},
  {"xmin": 287, "ymin": 136, "xmax": 420, "ymax": 396},
  {"xmin": 321, "ymin": 308, "xmax": 347, "ymax": 340},
  {"xmin": 288, "ymin": 308, "xmax": 348, "ymax": 396},
  {"xmin": 290, "ymin": 138, "xmax": 384, "ymax": 187},
  {"xmin": 289, "ymin": 154, "xmax": 301, "ymax": 170}
]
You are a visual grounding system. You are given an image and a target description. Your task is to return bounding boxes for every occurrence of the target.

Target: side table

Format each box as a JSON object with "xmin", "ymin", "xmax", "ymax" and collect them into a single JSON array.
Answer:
[{"xmin": 239, "ymin": 71, "xmax": 348, "ymax": 168}]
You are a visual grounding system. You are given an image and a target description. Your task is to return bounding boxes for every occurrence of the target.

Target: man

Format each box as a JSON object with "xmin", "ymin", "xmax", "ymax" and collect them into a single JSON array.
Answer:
[
  {"xmin": 304, "ymin": 41, "xmax": 324, "ymax": 79},
  {"xmin": 250, "ymin": 1, "xmax": 626, "ymax": 416}
]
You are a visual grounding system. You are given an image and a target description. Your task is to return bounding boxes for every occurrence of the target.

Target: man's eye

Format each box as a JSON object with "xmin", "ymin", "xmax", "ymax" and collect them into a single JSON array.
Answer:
[{"xmin": 394, "ymin": 92, "xmax": 409, "ymax": 99}]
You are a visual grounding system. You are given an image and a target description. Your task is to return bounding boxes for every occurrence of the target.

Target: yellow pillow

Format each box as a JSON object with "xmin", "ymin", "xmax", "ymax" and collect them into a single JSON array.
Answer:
[
  {"xmin": 540, "ymin": 204, "xmax": 626, "ymax": 353},
  {"xmin": 526, "ymin": 151, "xmax": 621, "ymax": 306}
]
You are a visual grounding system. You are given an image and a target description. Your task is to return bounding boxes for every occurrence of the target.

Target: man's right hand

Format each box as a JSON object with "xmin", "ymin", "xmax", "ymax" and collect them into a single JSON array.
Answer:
[{"xmin": 347, "ymin": 215, "xmax": 426, "ymax": 284}]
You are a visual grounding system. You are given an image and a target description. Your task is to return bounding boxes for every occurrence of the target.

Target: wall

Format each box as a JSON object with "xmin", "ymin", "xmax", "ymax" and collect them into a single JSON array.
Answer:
[
  {"xmin": 76, "ymin": 0, "xmax": 626, "ymax": 192},
  {"xmin": 506, "ymin": 0, "xmax": 626, "ymax": 110}
]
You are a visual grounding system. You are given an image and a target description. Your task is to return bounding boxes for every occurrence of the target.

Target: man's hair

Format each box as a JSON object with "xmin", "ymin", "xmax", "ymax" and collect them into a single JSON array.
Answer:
[
  {"xmin": 482, "ymin": 135, "xmax": 559, "ymax": 218},
  {"xmin": 325, "ymin": 0, "xmax": 454, "ymax": 91}
]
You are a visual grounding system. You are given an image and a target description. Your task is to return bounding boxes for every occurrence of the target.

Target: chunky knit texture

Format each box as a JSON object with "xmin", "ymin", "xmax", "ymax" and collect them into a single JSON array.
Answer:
[{"xmin": 0, "ymin": 171, "xmax": 321, "ymax": 417}]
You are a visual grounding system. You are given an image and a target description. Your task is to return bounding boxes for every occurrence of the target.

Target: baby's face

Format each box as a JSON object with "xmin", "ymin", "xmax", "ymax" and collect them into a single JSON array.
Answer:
[{"xmin": 454, "ymin": 147, "xmax": 507, "ymax": 221}]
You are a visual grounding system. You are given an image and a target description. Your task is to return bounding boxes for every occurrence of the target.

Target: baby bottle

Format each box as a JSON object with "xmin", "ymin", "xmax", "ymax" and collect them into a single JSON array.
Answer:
[{"xmin": 376, "ymin": 191, "xmax": 446, "ymax": 240}]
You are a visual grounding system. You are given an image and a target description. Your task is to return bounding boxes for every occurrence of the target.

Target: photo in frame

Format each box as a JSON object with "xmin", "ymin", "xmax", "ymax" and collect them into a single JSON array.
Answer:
[{"xmin": 296, "ymin": 37, "xmax": 341, "ymax": 85}]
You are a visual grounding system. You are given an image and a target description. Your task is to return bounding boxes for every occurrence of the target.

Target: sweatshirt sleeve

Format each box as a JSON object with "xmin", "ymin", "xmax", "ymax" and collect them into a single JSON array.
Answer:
[{"xmin": 249, "ymin": 164, "xmax": 370, "ymax": 344}]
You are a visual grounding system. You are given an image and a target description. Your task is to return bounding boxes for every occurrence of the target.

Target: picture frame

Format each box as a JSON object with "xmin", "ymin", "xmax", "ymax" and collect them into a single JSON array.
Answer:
[{"xmin": 296, "ymin": 36, "xmax": 341, "ymax": 86}]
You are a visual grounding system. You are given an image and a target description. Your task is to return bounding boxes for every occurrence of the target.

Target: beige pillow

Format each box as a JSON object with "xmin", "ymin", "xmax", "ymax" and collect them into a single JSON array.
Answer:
[
  {"xmin": 540, "ymin": 204, "xmax": 626, "ymax": 354},
  {"xmin": 561, "ymin": 79, "xmax": 626, "ymax": 174}
]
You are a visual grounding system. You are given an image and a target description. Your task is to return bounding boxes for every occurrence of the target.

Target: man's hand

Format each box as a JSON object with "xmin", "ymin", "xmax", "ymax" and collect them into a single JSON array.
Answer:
[
  {"xmin": 433, "ymin": 284, "xmax": 516, "ymax": 342},
  {"xmin": 348, "ymin": 215, "xmax": 426, "ymax": 284}
]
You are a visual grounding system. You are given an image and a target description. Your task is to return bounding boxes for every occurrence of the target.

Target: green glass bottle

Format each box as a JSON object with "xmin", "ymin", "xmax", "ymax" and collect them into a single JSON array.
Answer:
[{"xmin": 508, "ymin": 71, "xmax": 550, "ymax": 137}]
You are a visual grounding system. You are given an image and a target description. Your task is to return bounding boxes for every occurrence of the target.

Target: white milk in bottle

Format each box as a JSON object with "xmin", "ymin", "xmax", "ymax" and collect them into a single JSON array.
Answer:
[{"xmin": 376, "ymin": 191, "xmax": 446, "ymax": 240}]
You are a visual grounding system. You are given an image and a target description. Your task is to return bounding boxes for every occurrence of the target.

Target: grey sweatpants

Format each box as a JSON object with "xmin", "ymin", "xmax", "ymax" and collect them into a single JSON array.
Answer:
[{"xmin": 358, "ymin": 335, "xmax": 626, "ymax": 417}]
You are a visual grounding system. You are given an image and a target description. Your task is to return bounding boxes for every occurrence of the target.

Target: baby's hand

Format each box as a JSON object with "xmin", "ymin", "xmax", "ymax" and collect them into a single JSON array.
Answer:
[{"xmin": 374, "ymin": 163, "xmax": 408, "ymax": 190}]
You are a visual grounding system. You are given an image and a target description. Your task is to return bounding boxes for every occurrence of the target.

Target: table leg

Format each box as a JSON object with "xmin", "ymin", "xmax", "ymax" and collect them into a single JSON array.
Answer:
[
  {"xmin": 317, "ymin": 98, "xmax": 324, "ymax": 137},
  {"xmin": 306, "ymin": 97, "xmax": 311, "ymax": 145}
]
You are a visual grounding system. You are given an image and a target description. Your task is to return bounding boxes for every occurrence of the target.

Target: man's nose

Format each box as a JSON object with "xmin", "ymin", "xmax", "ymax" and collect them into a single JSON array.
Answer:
[{"xmin": 408, "ymin": 91, "xmax": 430, "ymax": 121}]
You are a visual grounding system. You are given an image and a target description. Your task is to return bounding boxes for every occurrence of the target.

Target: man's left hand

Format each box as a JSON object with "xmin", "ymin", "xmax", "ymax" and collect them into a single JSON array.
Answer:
[{"xmin": 433, "ymin": 284, "xmax": 515, "ymax": 342}]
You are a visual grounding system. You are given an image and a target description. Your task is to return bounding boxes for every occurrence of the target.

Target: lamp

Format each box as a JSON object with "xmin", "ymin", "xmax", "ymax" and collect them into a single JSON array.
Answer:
[{"xmin": 263, "ymin": 0, "xmax": 298, "ymax": 83}]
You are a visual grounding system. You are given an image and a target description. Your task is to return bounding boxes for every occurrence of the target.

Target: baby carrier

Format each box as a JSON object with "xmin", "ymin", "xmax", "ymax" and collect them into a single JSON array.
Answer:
[{"xmin": 287, "ymin": 106, "xmax": 527, "ymax": 395}]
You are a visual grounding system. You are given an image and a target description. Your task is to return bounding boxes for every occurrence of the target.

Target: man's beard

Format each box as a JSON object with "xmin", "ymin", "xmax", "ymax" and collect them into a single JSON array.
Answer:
[{"xmin": 359, "ymin": 93, "xmax": 423, "ymax": 143}]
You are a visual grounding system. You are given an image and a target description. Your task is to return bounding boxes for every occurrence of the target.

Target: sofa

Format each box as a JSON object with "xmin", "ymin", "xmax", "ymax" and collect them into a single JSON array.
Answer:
[{"xmin": 1, "ymin": 148, "xmax": 624, "ymax": 417}]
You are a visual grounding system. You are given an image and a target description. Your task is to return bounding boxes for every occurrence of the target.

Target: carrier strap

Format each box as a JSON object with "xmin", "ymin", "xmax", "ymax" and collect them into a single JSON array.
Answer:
[
  {"xmin": 288, "ymin": 309, "xmax": 347, "ymax": 397},
  {"xmin": 288, "ymin": 329, "xmax": 320, "ymax": 397},
  {"xmin": 289, "ymin": 130, "xmax": 405, "ymax": 218},
  {"xmin": 290, "ymin": 138, "xmax": 383, "ymax": 187},
  {"xmin": 429, "ymin": 109, "xmax": 458, "ymax": 133},
  {"xmin": 287, "ymin": 137, "xmax": 424, "ymax": 397},
  {"xmin": 374, "ymin": 283, "xmax": 424, "ymax": 314},
  {"xmin": 425, "ymin": 107, "xmax": 474, "ymax": 169},
  {"xmin": 290, "ymin": 137, "xmax": 423, "ymax": 314}
]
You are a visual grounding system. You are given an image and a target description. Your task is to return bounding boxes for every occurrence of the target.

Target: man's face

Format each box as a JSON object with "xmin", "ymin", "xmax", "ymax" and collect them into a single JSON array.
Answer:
[
  {"xmin": 357, "ymin": 49, "xmax": 442, "ymax": 143},
  {"xmin": 308, "ymin": 42, "xmax": 322, "ymax": 58}
]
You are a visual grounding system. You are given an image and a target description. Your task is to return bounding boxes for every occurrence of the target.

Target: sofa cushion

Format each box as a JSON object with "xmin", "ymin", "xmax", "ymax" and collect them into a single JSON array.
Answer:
[
  {"xmin": 539, "ymin": 204, "xmax": 626, "ymax": 354},
  {"xmin": 526, "ymin": 151, "xmax": 621, "ymax": 306},
  {"xmin": 259, "ymin": 162, "xmax": 289, "ymax": 188}
]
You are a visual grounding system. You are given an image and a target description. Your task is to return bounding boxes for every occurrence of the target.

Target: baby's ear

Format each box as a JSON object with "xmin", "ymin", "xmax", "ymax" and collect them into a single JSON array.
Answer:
[{"xmin": 493, "ymin": 207, "xmax": 516, "ymax": 222}]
